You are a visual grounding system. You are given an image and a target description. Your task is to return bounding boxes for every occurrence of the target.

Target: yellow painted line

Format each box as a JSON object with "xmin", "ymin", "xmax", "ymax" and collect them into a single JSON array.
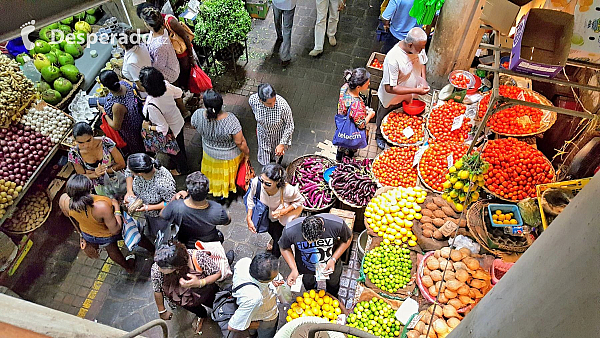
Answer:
[{"xmin": 76, "ymin": 258, "xmax": 114, "ymax": 318}]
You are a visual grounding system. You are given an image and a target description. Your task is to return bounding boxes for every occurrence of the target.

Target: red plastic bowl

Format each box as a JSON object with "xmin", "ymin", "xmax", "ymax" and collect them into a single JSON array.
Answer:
[{"xmin": 402, "ymin": 100, "xmax": 426, "ymax": 116}]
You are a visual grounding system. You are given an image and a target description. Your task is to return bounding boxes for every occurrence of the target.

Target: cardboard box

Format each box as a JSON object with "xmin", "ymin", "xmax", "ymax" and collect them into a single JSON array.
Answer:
[
  {"xmin": 509, "ymin": 8, "xmax": 574, "ymax": 77},
  {"xmin": 568, "ymin": 0, "xmax": 600, "ymax": 63},
  {"xmin": 481, "ymin": 0, "xmax": 521, "ymax": 35}
]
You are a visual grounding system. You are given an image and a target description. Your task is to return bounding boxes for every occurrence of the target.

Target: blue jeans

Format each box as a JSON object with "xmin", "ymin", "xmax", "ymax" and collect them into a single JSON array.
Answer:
[
  {"xmin": 273, "ymin": 6, "xmax": 295, "ymax": 62},
  {"xmin": 81, "ymin": 232, "xmax": 121, "ymax": 246}
]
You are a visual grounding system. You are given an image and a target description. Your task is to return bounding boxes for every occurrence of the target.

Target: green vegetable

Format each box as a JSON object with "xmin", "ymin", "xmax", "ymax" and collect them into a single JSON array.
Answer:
[
  {"xmin": 193, "ymin": 0, "xmax": 251, "ymax": 52},
  {"xmin": 60, "ymin": 64, "xmax": 81, "ymax": 83},
  {"xmin": 518, "ymin": 198, "xmax": 542, "ymax": 227},
  {"xmin": 42, "ymin": 89, "xmax": 62, "ymax": 105},
  {"xmin": 53, "ymin": 77, "xmax": 73, "ymax": 96}
]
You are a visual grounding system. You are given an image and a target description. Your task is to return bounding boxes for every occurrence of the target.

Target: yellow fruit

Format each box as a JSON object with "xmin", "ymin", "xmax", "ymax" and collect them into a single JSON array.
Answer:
[
  {"xmin": 406, "ymin": 214, "xmax": 414, "ymax": 221},
  {"xmin": 383, "ymin": 238, "xmax": 391, "ymax": 245},
  {"xmin": 306, "ymin": 309, "xmax": 314, "ymax": 316},
  {"xmin": 323, "ymin": 304, "xmax": 331, "ymax": 312},
  {"xmin": 402, "ymin": 236, "xmax": 408, "ymax": 242},
  {"xmin": 288, "ymin": 309, "xmax": 294, "ymax": 316},
  {"xmin": 450, "ymin": 177, "xmax": 458, "ymax": 184},
  {"xmin": 400, "ymin": 228, "xmax": 408, "ymax": 235},
  {"xmin": 333, "ymin": 300, "xmax": 340, "ymax": 308},
  {"xmin": 416, "ymin": 197, "xmax": 426, "ymax": 204},
  {"xmin": 305, "ymin": 298, "xmax": 312, "ymax": 306},
  {"xmin": 495, "ymin": 210, "xmax": 502, "ymax": 215},
  {"xmin": 510, "ymin": 219, "xmax": 518, "ymax": 225},
  {"xmin": 287, "ymin": 315, "xmax": 292, "ymax": 322},
  {"xmin": 404, "ymin": 220, "xmax": 413, "ymax": 228},
  {"xmin": 411, "ymin": 235, "xmax": 417, "ymax": 241},
  {"xmin": 505, "ymin": 214, "xmax": 512, "ymax": 221},
  {"xmin": 455, "ymin": 204, "xmax": 464, "ymax": 212},
  {"xmin": 317, "ymin": 298, "xmax": 324, "ymax": 306},
  {"xmin": 454, "ymin": 181, "xmax": 464, "ymax": 190},
  {"xmin": 299, "ymin": 302, "xmax": 307, "ymax": 309},
  {"xmin": 335, "ymin": 308, "xmax": 342, "ymax": 315},
  {"xmin": 414, "ymin": 205, "xmax": 421, "ymax": 212},
  {"xmin": 492, "ymin": 214, "xmax": 498, "ymax": 220},
  {"xmin": 463, "ymin": 185, "xmax": 470, "ymax": 193},
  {"xmin": 408, "ymin": 240, "xmax": 417, "ymax": 247},
  {"xmin": 324, "ymin": 296, "xmax": 332, "ymax": 304},
  {"xmin": 455, "ymin": 160, "xmax": 463, "ymax": 169},
  {"xmin": 292, "ymin": 311, "xmax": 300, "ymax": 318},
  {"xmin": 449, "ymin": 166, "xmax": 457, "ymax": 173},
  {"xmin": 303, "ymin": 292, "xmax": 309, "ymax": 298},
  {"xmin": 459, "ymin": 170, "xmax": 469, "ymax": 179},
  {"xmin": 407, "ymin": 230, "xmax": 413, "ymax": 237},
  {"xmin": 450, "ymin": 190, "xmax": 458, "ymax": 198},
  {"xmin": 498, "ymin": 214, "xmax": 505, "ymax": 221},
  {"xmin": 414, "ymin": 213, "xmax": 422, "ymax": 220},
  {"xmin": 297, "ymin": 297, "xmax": 304, "ymax": 303}
]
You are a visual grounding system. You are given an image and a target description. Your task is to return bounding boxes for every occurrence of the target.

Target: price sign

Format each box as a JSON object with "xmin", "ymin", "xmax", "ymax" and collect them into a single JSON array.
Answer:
[
  {"xmin": 451, "ymin": 114, "xmax": 465, "ymax": 131},
  {"xmin": 518, "ymin": 90, "xmax": 525, "ymax": 101},
  {"xmin": 465, "ymin": 106, "xmax": 477, "ymax": 119},
  {"xmin": 413, "ymin": 144, "xmax": 429, "ymax": 167},
  {"xmin": 402, "ymin": 126, "xmax": 415, "ymax": 139},
  {"xmin": 447, "ymin": 154, "xmax": 454, "ymax": 168}
]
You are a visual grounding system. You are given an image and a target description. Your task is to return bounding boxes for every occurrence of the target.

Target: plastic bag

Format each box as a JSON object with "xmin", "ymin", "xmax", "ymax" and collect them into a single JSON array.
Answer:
[
  {"xmin": 188, "ymin": 65, "xmax": 212, "ymax": 94},
  {"xmin": 450, "ymin": 235, "xmax": 481, "ymax": 254},
  {"xmin": 517, "ymin": 198, "xmax": 542, "ymax": 227}
]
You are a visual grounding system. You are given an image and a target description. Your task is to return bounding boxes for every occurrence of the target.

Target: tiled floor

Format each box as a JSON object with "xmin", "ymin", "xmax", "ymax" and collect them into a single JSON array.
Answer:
[{"xmin": 1, "ymin": 0, "xmax": 383, "ymax": 337}]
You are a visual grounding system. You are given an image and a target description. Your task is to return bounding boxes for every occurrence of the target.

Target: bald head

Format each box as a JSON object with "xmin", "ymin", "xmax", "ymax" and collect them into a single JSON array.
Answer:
[{"xmin": 405, "ymin": 27, "xmax": 427, "ymax": 44}]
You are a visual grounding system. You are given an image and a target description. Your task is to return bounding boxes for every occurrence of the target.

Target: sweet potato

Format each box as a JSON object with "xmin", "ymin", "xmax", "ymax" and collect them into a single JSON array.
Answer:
[
  {"xmin": 421, "ymin": 216, "xmax": 433, "ymax": 224},
  {"xmin": 432, "ymin": 218, "xmax": 445, "ymax": 227},
  {"xmin": 433, "ymin": 197, "xmax": 447, "ymax": 207},
  {"xmin": 433, "ymin": 230, "xmax": 444, "ymax": 240},
  {"xmin": 421, "ymin": 209, "xmax": 434, "ymax": 218},
  {"xmin": 426, "ymin": 203, "xmax": 439, "ymax": 211},
  {"xmin": 441, "ymin": 206, "xmax": 457, "ymax": 217},
  {"xmin": 423, "ymin": 228, "xmax": 434, "ymax": 238},
  {"xmin": 433, "ymin": 210, "xmax": 446, "ymax": 219}
]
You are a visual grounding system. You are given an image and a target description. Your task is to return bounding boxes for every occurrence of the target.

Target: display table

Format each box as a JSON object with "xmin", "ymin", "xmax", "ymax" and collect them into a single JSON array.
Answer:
[{"xmin": 75, "ymin": 40, "xmax": 113, "ymax": 92}]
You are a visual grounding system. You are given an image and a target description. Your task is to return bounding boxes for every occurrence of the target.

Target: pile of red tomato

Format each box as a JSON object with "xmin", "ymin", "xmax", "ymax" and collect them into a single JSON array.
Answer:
[
  {"xmin": 478, "ymin": 85, "xmax": 544, "ymax": 135},
  {"xmin": 370, "ymin": 58, "xmax": 383, "ymax": 70},
  {"xmin": 428, "ymin": 100, "xmax": 471, "ymax": 143},
  {"xmin": 450, "ymin": 73, "xmax": 470, "ymax": 88},
  {"xmin": 418, "ymin": 142, "xmax": 468, "ymax": 192},
  {"xmin": 481, "ymin": 138, "xmax": 554, "ymax": 200},
  {"xmin": 381, "ymin": 112, "xmax": 424, "ymax": 145},
  {"xmin": 373, "ymin": 147, "xmax": 418, "ymax": 187}
]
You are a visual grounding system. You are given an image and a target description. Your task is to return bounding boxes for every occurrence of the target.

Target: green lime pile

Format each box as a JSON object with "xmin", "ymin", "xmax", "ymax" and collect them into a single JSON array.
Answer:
[
  {"xmin": 346, "ymin": 298, "xmax": 402, "ymax": 338},
  {"xmin": 363, "ymin": 244, "xmax": 412, "ymax": 293}
]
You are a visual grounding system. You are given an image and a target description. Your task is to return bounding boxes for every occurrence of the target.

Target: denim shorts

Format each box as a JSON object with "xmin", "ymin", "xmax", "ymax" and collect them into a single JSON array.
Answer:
[{"xmin": 81, "ymin": 232, "xmax": 121, "ymax": 246}]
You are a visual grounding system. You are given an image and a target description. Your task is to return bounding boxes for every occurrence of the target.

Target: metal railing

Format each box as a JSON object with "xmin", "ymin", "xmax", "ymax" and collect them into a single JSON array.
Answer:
[{"xmin": 119, "ymin": 319, "xmax": 168, "ymax": 338}]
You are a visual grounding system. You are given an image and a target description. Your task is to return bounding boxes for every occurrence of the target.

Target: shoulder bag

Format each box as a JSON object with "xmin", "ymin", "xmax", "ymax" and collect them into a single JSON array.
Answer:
[
  {"xmin": 164, "ymin": 14, "xmax": 195, "ymax": 55},
  {"xmin": 67, "ymin": 216, "xmax": 100, "ymax": 259},
  {"xmin": 243, "ymin": 178, "xmax": 270, "ymax": 233},
  {"xmin": 211, "ymin": 282, "xmax": 259, "ymax": 325},
  {"xmin": 140, "ymin": 102, "xmax": 181, "ymax": 155},
  {"xmin": 332, "ymin": 104, "xmax": 368, "ymax": 150}
]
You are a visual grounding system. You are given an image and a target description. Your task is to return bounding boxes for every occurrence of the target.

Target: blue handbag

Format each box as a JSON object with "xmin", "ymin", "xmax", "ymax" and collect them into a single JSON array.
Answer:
[
  {"xmin": 332, "ymin": 105, "xmax": 368, "ymax": 149},
  {"xmin": 243, "ymin": 178, "xmax": 271, "ymax": 233}
]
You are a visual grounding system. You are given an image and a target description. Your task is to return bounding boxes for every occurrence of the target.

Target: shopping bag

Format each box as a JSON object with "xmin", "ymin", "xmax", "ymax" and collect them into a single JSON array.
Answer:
[
  {"xmin": 194, "ymin": 241, "xmax": 232, "ymax": 281},
  {"xmin": 332, "ymin": 106, "xmax": 368, "ymax": 149},
  {"xmin": 188, "ymin": 64, "xmax": 213, "ymax": 94},
  {"xmin": 164, "ymin": 14, "xmax": 195, "ymax": 55},
  {"xmin": 236, "ymin": 158, "xmax": 255, "ymax": 191},
  {"xmin": 122, "ymin": 211, "xmax": 142, "ymax": 251},
  {"xmin": 100, "ymin": 113, "xmax": 127, "ymax": 148},
  {"xmin": 141, "ymin": 103, "xmax": 180, "ymax": 155},
  {"xmin": 102, "ymin": 171, "xmax": 127, "ymax": 200},
  {"xmin": 243, "ymin": 178, "xmax": 270, "ymax": 233}
]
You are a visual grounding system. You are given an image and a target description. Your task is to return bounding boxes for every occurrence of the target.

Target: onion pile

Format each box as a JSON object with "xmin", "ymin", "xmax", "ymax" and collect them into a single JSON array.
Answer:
[
  {"xmin": 0, "ymin": 124, "xmax": 54, "ymax": 187},
  {"xmin": 21, "ymin": 103, "xmax": 72, "ymax": 144}
]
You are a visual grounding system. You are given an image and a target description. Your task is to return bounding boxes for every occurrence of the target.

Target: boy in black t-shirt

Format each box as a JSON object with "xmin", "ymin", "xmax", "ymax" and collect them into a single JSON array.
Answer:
[{"xmin": 279, "ymin": 214, "xmax": 353, "ymax": 297}]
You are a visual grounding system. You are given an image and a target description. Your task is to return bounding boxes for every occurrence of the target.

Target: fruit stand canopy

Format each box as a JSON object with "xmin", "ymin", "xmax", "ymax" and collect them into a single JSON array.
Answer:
[{"xmin": 0, "ymin": 0, "xmax": 108, "ymax": 42}]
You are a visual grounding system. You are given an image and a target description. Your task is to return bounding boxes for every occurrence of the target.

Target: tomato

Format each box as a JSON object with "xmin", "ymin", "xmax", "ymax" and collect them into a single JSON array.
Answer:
[
  {"xmin": 481, "ymin": 138, "xmax": 554, "ymax": 200},
  {"xmin": 373, "ymin": 147, "xmax": 418, "ymax": 187},
  {"xmin": 478, "ymin": 85, "xmax": 545, "ymax": 135},
  {"xmin": 418, "ymin": 141, "xmax": 468, "ymax": 192},
  {"xmin": 428, "ymin": 100, "xmax": 471, "ymax": 143},
  {"xmin": 381, "ymin": 111, "xmax": 425, "ymax": 144}
]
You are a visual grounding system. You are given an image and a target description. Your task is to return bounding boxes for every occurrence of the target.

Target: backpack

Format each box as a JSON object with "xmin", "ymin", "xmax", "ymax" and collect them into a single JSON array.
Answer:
[{"xmin": 212, "ymin": 282, "xmax": 259, "ymax": 324}]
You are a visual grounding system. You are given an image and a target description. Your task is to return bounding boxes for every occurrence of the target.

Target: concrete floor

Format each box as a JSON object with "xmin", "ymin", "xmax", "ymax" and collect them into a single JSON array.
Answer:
[{"xmin": 0, "ymin": 0, "xmax": 382, "ymax": 337}]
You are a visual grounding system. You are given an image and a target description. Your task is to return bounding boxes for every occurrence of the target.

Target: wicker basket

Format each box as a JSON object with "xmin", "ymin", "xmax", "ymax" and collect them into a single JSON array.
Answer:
[
  {"xmin": 466, "ymin": 199, "xmax": 530, "ymax": 254},
  {"xmin": 2, "ymin": 190, "xmax": 52, "ymax": 234},
  {"xmin": 381, "ymin": 111, "xmax": 427, "ymax": 147},
  {"xmin": 286, "ymin": 154, "xmax": 337, "ymax": 212},
  {"xmin": 361, "ymin": 236, "xmax": 418, "ymax": 299},
  {"xmin": 476, "ymin": 88, "xmax": 557, "ymax": 137}
]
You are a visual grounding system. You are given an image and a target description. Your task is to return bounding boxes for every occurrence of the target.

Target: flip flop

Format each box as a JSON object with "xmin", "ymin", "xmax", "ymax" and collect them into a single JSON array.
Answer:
[{"xmin": 193, "ymin": 317, "xmax": 204, "ymax": 335}]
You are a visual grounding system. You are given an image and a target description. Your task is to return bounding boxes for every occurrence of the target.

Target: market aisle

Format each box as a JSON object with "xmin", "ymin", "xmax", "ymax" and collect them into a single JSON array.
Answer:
[{"xmin": 1, "ymin": 0, "xmax": 382, "ymax": 337}]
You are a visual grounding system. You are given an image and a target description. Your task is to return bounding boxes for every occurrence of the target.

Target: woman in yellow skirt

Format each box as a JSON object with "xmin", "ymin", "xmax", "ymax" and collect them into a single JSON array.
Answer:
[{"xmin": 191, "ymin": 90, "xmax": 250, "ymax": 198}]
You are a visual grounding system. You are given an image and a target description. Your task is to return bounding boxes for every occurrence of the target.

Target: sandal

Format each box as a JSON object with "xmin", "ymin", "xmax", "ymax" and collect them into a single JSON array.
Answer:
[
  {"xmin": 125, "ymin": 254, "xmax": 136, "ymax": 274},
  {"xmin": 193, "ymin": 317, "xmax": 204, "ymax": 335},
  {"xmin": 266, "ymin": 239, "xmax": 273, "ymax": 251}
]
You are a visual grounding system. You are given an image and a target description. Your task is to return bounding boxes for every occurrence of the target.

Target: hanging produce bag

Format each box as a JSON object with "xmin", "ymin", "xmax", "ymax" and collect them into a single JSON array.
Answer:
[
  {"xmin": 188, "ymin": 65, "xmax": 213, "ymax": 94},
  {"xmin": 332, "ymin": 106, "xmax": 367, "ymax": 149}
]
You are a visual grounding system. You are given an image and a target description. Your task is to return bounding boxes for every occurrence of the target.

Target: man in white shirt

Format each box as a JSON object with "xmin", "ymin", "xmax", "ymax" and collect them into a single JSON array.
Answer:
[
  {"xmin": 227, "ymin": 253, "xmax": 283, "ymax": 338},
  {"xmin": 119, "ymin": 29, "xmax": 152, "ymax": 90},
  {"xmin": 272, "ymin": 0, "xmax": 297, "ymax": 67},
  {"xmin": 376, "ymin": 27, "xmax": 430, "ymax": 149}
]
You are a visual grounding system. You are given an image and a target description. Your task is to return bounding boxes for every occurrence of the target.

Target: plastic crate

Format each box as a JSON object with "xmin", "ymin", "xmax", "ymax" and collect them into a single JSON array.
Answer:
[
  {"xmin": 536, "ymin": 178, "xmax": 592, "ymax": 230},
  {"xmin": 245, "ymin": 0, "xmax": 270, "ymax": 19},
  {"xmin": 487, "ymin": 203, "xmax": 523, "ymax": 227}
]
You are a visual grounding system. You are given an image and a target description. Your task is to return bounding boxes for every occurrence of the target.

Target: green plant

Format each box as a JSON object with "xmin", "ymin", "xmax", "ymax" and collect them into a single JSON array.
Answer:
[{"xmin": 193, "ymin": 0, "xmax": 251, "ymax": 52}]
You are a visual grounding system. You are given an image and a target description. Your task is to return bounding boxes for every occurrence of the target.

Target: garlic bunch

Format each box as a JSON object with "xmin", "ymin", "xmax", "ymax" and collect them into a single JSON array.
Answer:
[{"xmin": 20, "ymin": 104, "xmax": 73, "ymax": 144}]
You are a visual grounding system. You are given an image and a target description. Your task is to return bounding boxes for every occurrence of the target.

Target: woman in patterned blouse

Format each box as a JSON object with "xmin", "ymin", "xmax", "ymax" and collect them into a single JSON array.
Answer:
[
  {"xmin": 151, "ymin": 241, "xmax": 221, "ymax": 334},
  {"xmin": 68, "ymin": 122, "xmax": 126, "ymax": 191},
  {"xmin": 336, "ymin": 68, "xmax": 375, "ymax": 161},
  {"xmin": 248, "ymin": 83, "xmax": 295, "ymax": 166},
  {"xmin": 139, "ymin": 6, "xmax": 180, "ymax": 84},
  {"xmin": 124, "ymin": 153, "xmax": 176, "ymax": 236}
]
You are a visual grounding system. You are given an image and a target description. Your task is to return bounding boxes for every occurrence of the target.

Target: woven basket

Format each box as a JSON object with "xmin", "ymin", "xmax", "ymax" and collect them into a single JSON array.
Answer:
[
  {"xmin": 381, "ymin": 111, "xmax": 427, "ymax": 147},
  {"xmin": 361, "ymin": 236, "xmax": 418, "ymax": 299},
  {"xmin": 476, "ymin": 88, "xmax": 557, "ymax": 137},
  {"xmin": 466, "ymin": 199, "xmax": 530, "ymax": 254},
  {"xmin": 286, "ymin": 154, "xmax": 337, "ymax": 212},
  {"xmin": 2, "ymin": 190, "xmax": 52, "ymax": 234}
]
